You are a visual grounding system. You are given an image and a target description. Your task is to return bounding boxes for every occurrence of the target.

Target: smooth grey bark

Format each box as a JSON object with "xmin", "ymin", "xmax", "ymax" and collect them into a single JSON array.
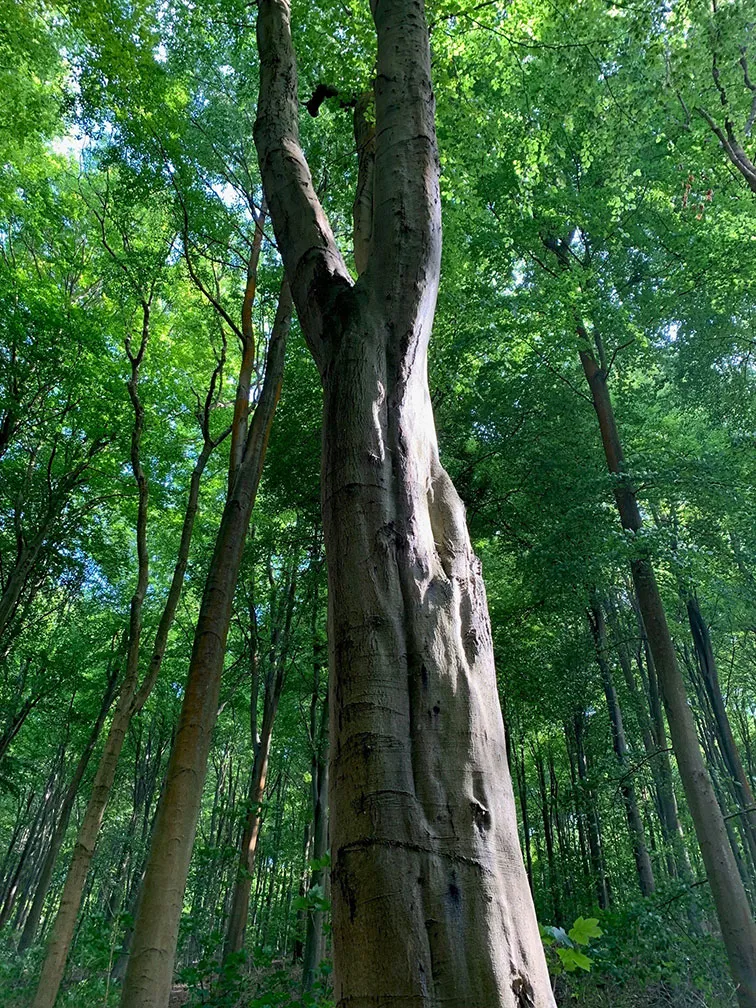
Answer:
[{"xmin": 255, "ymin": 0, "xmax": 554, "ymax": 1004}]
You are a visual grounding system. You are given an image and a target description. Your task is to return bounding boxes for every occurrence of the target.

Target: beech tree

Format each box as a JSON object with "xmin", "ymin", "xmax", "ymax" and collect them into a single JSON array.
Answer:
[
  {"xmin": 4, "ymin": 1, "xmax": 756, "ymax": 1006},
  {"xmin": 253, "ymin": 0, "xmax": 554, "ymax": 1004}
]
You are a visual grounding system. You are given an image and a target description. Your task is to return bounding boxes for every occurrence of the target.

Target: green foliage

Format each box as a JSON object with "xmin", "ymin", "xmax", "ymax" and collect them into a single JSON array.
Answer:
[
  {"xmin": 0, "ymin": 1, "xmax": 754, "ymax": 1006},
  {"xmin": 541, "ymin": 915, "xmax": 603, "ymax": 975}
]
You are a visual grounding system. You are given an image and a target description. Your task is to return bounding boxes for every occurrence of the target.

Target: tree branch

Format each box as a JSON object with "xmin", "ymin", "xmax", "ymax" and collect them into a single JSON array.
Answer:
[
  {"xmin": 369, "ymin": 0, "xmax": 442, "ymax": 329},
  {"xmin": 254, "ymin": 0, "xmax": 350, "ymax": 371}
]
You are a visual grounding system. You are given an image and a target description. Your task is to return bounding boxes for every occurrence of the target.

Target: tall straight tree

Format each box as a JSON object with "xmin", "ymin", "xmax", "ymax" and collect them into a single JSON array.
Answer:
[
  {"xmin": 573, "ymin": 316, "xmax": 756, "ymax": 1006},
  {"xmin": 119, "ymin": 280, "xmax": 291, "ymax": 1008},
  {"xmin": 254, "ymin": 0, "xmax": 554, "ymax": 1005},
  {"xmin": 223, "ymin": 559, "xmax": 298, "ymax": 959}
]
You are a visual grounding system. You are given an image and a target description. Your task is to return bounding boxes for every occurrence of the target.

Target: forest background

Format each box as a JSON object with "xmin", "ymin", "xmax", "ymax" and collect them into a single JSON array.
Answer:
[{"xmin": 1, "ymin": 0, "xmax": 756, "ymax": 1005}]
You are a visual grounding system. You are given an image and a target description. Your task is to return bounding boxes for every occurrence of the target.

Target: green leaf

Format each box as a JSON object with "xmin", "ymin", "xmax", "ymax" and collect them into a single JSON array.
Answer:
[
  {"xmin": 568, "ymin": 916, "xmax": 603, "ymax": 946},
  {"xmin": 556, "ymin": 947, "xmax": 593, "ymax": 972}
]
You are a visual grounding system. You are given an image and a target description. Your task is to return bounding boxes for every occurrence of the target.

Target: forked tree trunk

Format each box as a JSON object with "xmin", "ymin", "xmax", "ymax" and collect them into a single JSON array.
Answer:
[
  {"xmin": 580, "ymin": 349, "xmax": 756, "ymax": 1006},
  {"xmin": 255, "ymin": 0, "xmax": 554, "ymax": 1004},
  {"xmin": 118, "ymin": 284, "xmax": 291, "ymax": 1008}
]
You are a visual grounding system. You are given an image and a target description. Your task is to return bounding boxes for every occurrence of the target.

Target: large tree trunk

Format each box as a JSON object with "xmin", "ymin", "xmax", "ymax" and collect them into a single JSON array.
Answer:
[
  {"xmin": 255, "ymin": 0, "xmax": 554, "ymax": 1004},
  {"xmin": 580, "ymin": 348, "xmax": 756, "ymax": 1007},
  {"xmin": 118, "ymin": 284, "xmax": 290, "ymax": 1008}
]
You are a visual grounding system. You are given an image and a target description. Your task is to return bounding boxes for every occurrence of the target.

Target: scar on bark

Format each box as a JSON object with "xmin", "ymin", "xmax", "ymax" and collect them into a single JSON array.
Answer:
[
  {"xmin": 472, "ymin": 799, "xmax": 491, "ymax": 833},
  {"xmin": 512, "ymin": 973, "xmax": 536, "ymax": 1008},
  {"xmin": 334, "ymin": 853, "xmax": 358, "ymax": 923}
]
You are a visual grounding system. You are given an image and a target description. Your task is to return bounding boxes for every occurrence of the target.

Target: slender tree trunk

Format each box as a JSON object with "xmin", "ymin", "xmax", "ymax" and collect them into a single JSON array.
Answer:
[
  {"xmin": 0, "ymin": 792, "xmax": 34, "ymax": 903},
  {"xmin": 295, "ymin": 608, "xmax": 326, "ymax": 966},
  {"xmin": 0, "ymin": 440, "xmax": 102, "ymax": 646},
  {"xmin": 580, "ymin": 348, "xmax": 756, "ymax": 1006},
  {"xmin": 30, "ymin": 310, "xmax": 153, "ymax": 1008},
  {"xmin": 564, "ymin": 726, "xmax": 591, "ymax": 896},
  {"xmin": 0, "ymin": 692, "xmax": 44, "ymax": 765},
  {"xmin": 549, "ymin": 752, "xmax": 574, "ymax": 910},
  {"xmin": 224, "ymin": 564, "xmax": 296, "ymax": 958},
  {"xmin": 0, "ymin": 777, "xmax": 56, "ymax": 930},
  {"xmin": 687, "ymin": 659, "xmax": 756, "ymax": 892},
  {"xmin": 18, "ymin": 653, "xmax": 120, "ymax": 951},
  {"xmin": 687, "ymin": 595, "xmax": 756, "ymax": 863},
  {"xmin": 572, "ymin": 713, "xmax": 610, "ymax": 910},
  {"xmin": 588, "ymin": 597, "xmax": 655, "ymax": 896},
  {"xmin": 514, "ymin": 738, "xmax": 534, "ymax": 891},
  {"xmin": 535, "ymin": 745, "xmax": 561, "ymax": 923},
  {"xmin": 30, "ymin": 307, "xmax": 221, "ymax": 1008},
  {"xmin": 118, "ymin": 284, "xmax": 291, "ymax": 1008},
  {"xmin": 636, "ymin": 606, "xmax": 697, "ymax": 882},
  {"xmin": 255, "ymin": 0, "xmax": 554, "ymax": 1003},
  {"xmin": 0, "ymin": 540, "xmax": 46, "ymax": 643},
  {"xmin": 223, "ymin": 672, "xmax": 283, "ymax": 955},
  {"xmin": 302, "ymin": 692, "xmax": 329, "ymax": 993},
  {"xmin": 604, "ymin": 594, "xmax": 686, "ymax": 880}
]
